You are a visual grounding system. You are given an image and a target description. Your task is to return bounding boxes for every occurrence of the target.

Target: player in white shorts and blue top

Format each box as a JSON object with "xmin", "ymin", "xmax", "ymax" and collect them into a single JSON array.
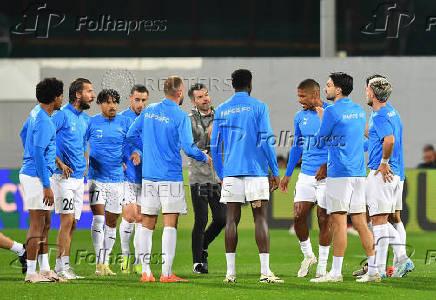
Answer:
[
  {"xmin": 364, "ymin": 75, "xmax": 414, "ymax": 278},
  {"xmin": 211, "ymin": 69, "xmax": 283, "ymax": 284},
  {"xmin": 310, "ymin": 72, "xmax": 378, "ymax": 283},
  {"xmin": 118, "ymin": 84, "xmax": 149, "ymax": 274},
  {"xmin": 280, "ymin": 79, "xmax": 332, "ymax": 278},
  {"xmin": 51, "ymin": 78, "xmax": 94, "ymax": 280},
  {"xmin": 127, "ymin": 76, "xmax": 212, "ymax": 283},
  {"xmin": 19, "ymin": 78, "xmax": 64, "ymax": 283},
  {"xmin": 86, "ymin": 89, "xmax": 130, "ymax": 276}
]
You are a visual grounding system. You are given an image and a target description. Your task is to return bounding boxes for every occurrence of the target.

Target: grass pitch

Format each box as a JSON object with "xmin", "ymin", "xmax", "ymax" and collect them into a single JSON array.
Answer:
[{"xmin": 1, "ymin": 228, "xmax": 436, "ymax": 300}]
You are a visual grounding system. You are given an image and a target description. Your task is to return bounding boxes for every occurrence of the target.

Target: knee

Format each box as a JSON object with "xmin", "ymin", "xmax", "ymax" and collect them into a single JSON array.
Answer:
[
  {"xmin": 317, "ymin": 214, "xmax": 329, "ymax": 228},
  {"xmin": 123, "ymin": 214, "xmax": 136, "ymax": 223}
]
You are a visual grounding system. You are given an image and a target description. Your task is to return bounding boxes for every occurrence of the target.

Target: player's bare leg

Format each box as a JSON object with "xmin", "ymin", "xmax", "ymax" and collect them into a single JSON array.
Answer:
[
  {"xmin": 252, "ymin": 200, "xmax": 283, "ymax": 283},
  {"xmin": 294, "ymin": 201, "xmax": 316, "ymax": 277},
  {"xmin": 316, "ymin": 206, "xmax": 331, "ymax": 277},
  {"xmin": 91, "ymin": 204, "xmax": 105, "ymax": 275},
  {"xmin": 120, "ymin": 203, "xmax": 136, "ymax": 273},
  {"xmin": 0, "ymin": 232, "xmax": 27, "ymax": 273},
  {"xmin": 223, "ymin": 202, "xmax": 240, "ymax": 282}
]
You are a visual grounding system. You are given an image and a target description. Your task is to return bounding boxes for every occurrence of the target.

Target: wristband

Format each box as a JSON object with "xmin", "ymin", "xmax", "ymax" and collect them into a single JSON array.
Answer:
[{"xmin": 381, "ymin": 158, "xmax": 389, "ymax": 164}]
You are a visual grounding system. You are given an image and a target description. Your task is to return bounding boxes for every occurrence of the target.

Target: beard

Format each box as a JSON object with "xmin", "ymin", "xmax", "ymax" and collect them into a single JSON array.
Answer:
[
  {"xmin": 326, "ymin": 95, "xmax": 335, "ymax": 101},
  {"xmin": 179, "ymin": 96, "xmax": 184, "ymax": 106},
  {"xmin": 79, "ymin": 99, "xmax": 90, "ymax": 110}
]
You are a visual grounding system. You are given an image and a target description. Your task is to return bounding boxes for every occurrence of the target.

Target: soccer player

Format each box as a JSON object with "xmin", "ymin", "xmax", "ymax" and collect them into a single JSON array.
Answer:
[
  {"xmin": 119, "ymin": 84, "xmax": 149, "ymax": 274},
  {"xmin": 280, "ymin": 79, "xmax": 332, "ymax": 278},
  {"xmin": 127, "ymin": 76, "xmax": 212, "ymax": 283},
  {"xmin": 87, "ymin": 89, "xmax": 130, "ymax": 276},
  {"xmin": 210, "ymin": 69, "xmax": 283, "ymax": 283},
  {"xmin": 51, "ymin": 78, "xmax": 95, "ymax": 279},
  {"xmin": 309, "ymin": 72, "xmax": 377, "ymax": 283},
  {"xmin": 364, "ymin": 75, "xmax": 414, "ymax": 278},
  {"xmin": 0, "ymin": 232, "xmax": 27, "ymax": 273},
  {"xmin": 19, "ymin": 77, "xmax": 64, "ymax": 282},
  {"xmin": 188, "ymin": 83, "xmax": 226, "ymax": 274}
]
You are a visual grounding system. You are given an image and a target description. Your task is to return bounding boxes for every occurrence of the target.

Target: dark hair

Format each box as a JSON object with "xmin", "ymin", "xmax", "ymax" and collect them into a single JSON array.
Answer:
[
  {"xmin": 298, "ymin": 79, "xmax": 320, "ymax": 91},
  {"xmin": 366, "ymin": 74, "xmax": 386, "ymax": 86},
  {"xmin": 423, "ymin": 144, "xmax": 435, "ymax": 152},
  {"xmin": 231, "ymin": 69, "xmax": 252, "ymax": 90},
  {"xmin": 69, "ymin": 78, "xmax": 91, "ymax": 103},
  {"xmin": 188, "ymin": 83, "xmax": 207, "ymax": 100},
  {"xmin": 36, "ymin": 77, "xmax": 63, "ymax": 104},
  {"xmin": 96, "ymin": 89, "xmax": 120, "ymax": 104},
  {"xmin": 329, "ymin": 72, "xmax": 353, "ymax": 96},
  {"xmin": 130, "ymin": 84, "xmax": 149, "ymax": 95}
]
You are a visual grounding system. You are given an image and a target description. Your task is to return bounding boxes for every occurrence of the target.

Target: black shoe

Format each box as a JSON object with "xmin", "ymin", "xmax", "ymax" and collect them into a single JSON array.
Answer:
[
  {"xmin": 193, "ymin": 263, "xmax": 208, "ymax": 274},
  {"xmin": 201, "ymin": 250, "xmax": 208, "ymax": 272},
  {"xmin": 19, "ymin": 246, "xmax": 27, "ymax": 274}
]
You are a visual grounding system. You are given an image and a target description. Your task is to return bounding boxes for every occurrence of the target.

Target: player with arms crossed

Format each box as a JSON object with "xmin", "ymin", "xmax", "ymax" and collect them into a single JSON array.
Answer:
[
  {"xmin": 280, "ymin": 79, "xmax": 332, "ymax": 278},
  {"xmin": 364, "ymin": 76, "xmax": 414, "ymax": 278},
  {"xmin": 51, "ymin": 78, "xmax": 95, "ymax": 279},
  {"xmin": 87, "ymin": 89, "xmax": 130, "ymax": 276},
  {"xmin": 310, "ymin": 72, "xmax": 378, "ymax": 283},
  {"xmin": 119, "ymin": 84, "xmax": 149, "ymax": 274},
  {"xmin": 211, "ymin": 69, "xmax": 283, "ymax": 283},
  {"xmin": 19, "ymin": 78, "xmax": 64, "ymax": 282},
  {"xmin": 127, "ymin": 76, "xmax": 212, "ymax": 283}
]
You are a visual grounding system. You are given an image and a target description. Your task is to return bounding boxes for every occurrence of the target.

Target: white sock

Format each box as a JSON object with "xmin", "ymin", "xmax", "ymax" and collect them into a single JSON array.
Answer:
[
  {"xmin": 373, "ymin": 224, "xmax": 389, "ymax": 273},
  {"xmin": 393, "ymin": 222, "xmax": 406, "ymax": 244},
  {"xmin": 139, "ymin": 226, "xmax": 153, "ymax": 276},
  {"xmin": 27, "ymin": 260, "xmax": 37, "ymax": 275},
  {"xmin": 318, "ymin": 245, "xmax": 330, "ymax": 269},
  {"xmin": 119, "ymin": 218, "xmax": 134, "ymax": 257},
  {"xmin": 259, "ymin": 253, "xmax": 272, "ymax": 276},
  {"xmin": 367, "ymin": 255, "xmax": 378, "ymax": 276},
  {"xmin": 55, "ymin": 257, "xmax": 63, "ymax": 272},
  {"xmin": 61, "ymin": 256, "xmax": 70, "ymax": 270},
  {"xmin": 226, "ymin": 253, "xmax": 236, "ymax": 276},
  {"xmin": 91, "ymin": 215, "xmax": 105, "ymax": 264},
  {"xmin": 299, "ymin": 238, "xmax": 314, "ymax": 258},
  {"xmin": 161, "ymin": 227, "xmax": 177, "ymax": 277},
  {"xmin": 134, "ymin": 223, "xmax": 142, "ymax": 263},
  {"xmin": 387, "ymin": 222, "xmax": 408, "ymax": 263},
  {"xmin": 330, "ymin": 256, "xmax": 343, "ymax": 277},
  {"xmin": 38, "ymin": 253, "xmax": 50, "ymax": 271},
  {"xmin": 10, "ymin": 241, "xmax": 25, "ymax": 256},
  {"xmin": 103, "ymin": 225, "xmax": 117, "ymax": 265}
]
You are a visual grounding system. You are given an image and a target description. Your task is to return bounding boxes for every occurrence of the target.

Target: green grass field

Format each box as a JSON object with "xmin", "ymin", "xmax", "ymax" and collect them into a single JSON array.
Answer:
[{"xmin": 1, "ymin": 228, "xmax": 436, "ymax": 300}]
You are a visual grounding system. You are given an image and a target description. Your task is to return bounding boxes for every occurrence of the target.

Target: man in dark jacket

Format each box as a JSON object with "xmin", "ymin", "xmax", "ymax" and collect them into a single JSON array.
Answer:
[{"xmin": 188, "ymin": 83, "xmax": 226, "ymax": 274}]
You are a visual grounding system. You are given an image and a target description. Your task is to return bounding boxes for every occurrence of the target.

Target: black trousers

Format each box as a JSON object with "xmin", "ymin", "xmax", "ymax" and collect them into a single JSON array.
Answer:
[{"xmin": 191, "ymin": 183, "xmax": 226, "ymax": 264}]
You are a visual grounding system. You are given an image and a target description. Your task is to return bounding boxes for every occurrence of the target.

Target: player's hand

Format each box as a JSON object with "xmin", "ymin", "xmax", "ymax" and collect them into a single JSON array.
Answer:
[
  {"xmin": 59, "ymin": 161, "xmax": 73, "ymax": 179},
  {"xmin": 315, "ymin": 164, "xmax": 327, "ymax": 181},
  {"xmin": 205, "ymin": 153, "xmax": 213, "ymax": 168},
  {"xmin": 123, "ymin": 163, "xmax": 127, "ymax": 171},
  {"xmin": 43, "ymin": 187, "xmax": 54, "ymax": 206},
  {"xmin": 315, "ymin": 106, "xmax": 324, "ymax": 119},
  {"xmin": 269, "ymin": 175, "xmax": 280, "ymax": 192},
  {"xmin": 130, "ymin": 152, "xmax": 141, "ymax": 166},
  {"xmin": 375, "ymin": 163, "xmax": 394, "ymax": 183},
  {"xmin": 280, "ymin": 175, "xmax": 290, "ymax": 193}
]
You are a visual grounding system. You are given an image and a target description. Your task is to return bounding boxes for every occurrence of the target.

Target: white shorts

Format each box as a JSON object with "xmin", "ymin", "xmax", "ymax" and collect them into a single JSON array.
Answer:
[
  {"xmin": 88, "ymin": 179, "xmax": 123, "ymax": 214},
  {"xmin": 326, "ymin": 177, "xmax": 366, "ymax": 214},
  {"xmin": 366, "ymin": 170, "xmax": 401, "ymax": 216},
  {"xmin": 394, "ymin": 180, "xmax": 404, "ymax": 211},
  {"xmin": 19, "ymin": 174, "xmax": 53, "ymax": 211},
  {"xmin": 51, "ymin": 174, "xmax": 84, "ymax": 220},
  {"xmin": 140, "ymin": 180, "xmax": 187, "ymax": 215},
  {"xmin": 294, "ymin": 173, "xmax": 327, "ymax": 209},
  {"xmin": 122, "ymin": 181, "xmax": 142, "ymax": 206},
  {"xmin": 220, "ymin": 176, "xmax": 269, "ymax": 204}
]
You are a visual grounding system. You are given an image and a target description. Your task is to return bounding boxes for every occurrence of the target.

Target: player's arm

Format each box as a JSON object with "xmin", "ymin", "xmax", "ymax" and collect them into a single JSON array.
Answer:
[
  {"xmin": 258, "ymin": 104, "xmax": 280, "ymax": 191},
  {"xmin": 33, "ymin": 119, "xmax": 54, "ymax": 205},
  {"xmin": 280, "ymin": 116, "xmax": 302, "ymax": 193},
  {"xmin": 19, "ymin": 119, "xmax": 29, "ymax": 148},
  {"xmin": 126, "ymin": 112, "xmax": 144, "ymax": 166},
  {"xmin": 179, "ymin": 115, "xmax": 210, "ymax": 165},
  {"xmin": 373, "ymin": 115, "xmax": 395, "ymax": 183},
  {"xmin": 210, "ymin": 116, "xmax": 224, "ymax": 181},
  {"xmin": 313, "ymin": 107, "xmax": 337, "ymax": 148}
]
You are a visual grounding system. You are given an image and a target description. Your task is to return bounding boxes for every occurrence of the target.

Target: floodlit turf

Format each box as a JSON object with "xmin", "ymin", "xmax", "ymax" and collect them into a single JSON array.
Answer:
[{"xmin": 1, "ymin": 228, "xmax": 436, "ymax": 300}]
